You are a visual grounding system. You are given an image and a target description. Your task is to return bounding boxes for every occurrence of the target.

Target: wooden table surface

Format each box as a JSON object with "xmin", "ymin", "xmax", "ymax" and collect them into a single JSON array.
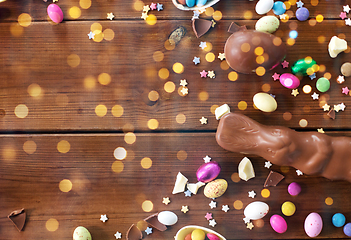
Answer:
[{"xmin": 1, "ymin": 0, "xmax": 351, "ymax": 239}]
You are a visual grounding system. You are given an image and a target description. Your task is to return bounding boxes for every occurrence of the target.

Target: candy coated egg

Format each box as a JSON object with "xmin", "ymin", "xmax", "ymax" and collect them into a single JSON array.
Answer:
[
  {"xmin": 244, "ymin": 201, "xmax": 269, "ymax": 220},
  {"xmin": 341, "ymin": 62, "xmax": 351, "ymax": 77},
  {"xmin": 316, "ymin": 77, "xmax": 330, "ymax": 92},
  {"xmin": 270, "ymin": 214, "xmax": 287, "ymax": 233},
  {"xmin": 281, "ymin": 201, "xmax": 296, "ymax": 216},
  {"xmin": 253, "ymin": 93, "xmax": 277, "ymax": 113},
  {"xmin": 272, "ymin": 1, "xmax": 286, "ymax": 15},
  {"xmin": 184, "ymin": 233, "xmax": 192, "ymax": 240},
  {"xmin": 191, "ymin": 229, "xmax": 205, "ymax": 240},
  {"xmin": 224, "ymin": 30, "xmax": 286, "ymax": 74},
  {"xmin": 291, "ymin": 58, "xmax": 317, "ymax": 76},
  {"xmin": 207, "ymin": 233, "xmax": 220, "ymax": 240},
  {"xmin": 279, "ymin": 73, "xmax": 300, "ymax": 89},
  {"xmin": 255, "ymin": 16, "xmax": 280, "ymax": 33},
  {"xmin": 196, "ymin": 161, "xmax": 221, "ymax": 183},
  {"xmin": 332, "ymin": 213, "xmax": 346, "ymax": 227},
  {"xmin": 255, "ymin": 0, "xmax": 274, "ymax": 15},
  {"xmin": 304, "ymin": 212, "xmax": 323, "ymax": 237},
  {"xmin": 296, "ymin": 7, "xmax": 309, "ymax": 21},
  {"xmin": 203, "ymin": 179, "xmax": 228, "ymax": 198},
  {"xmin": 157, "ymin": 211, "xmax": 178, "ymax": 226},
  {"xmin": 196, "ymin": 0, "xmax": 207, "ymax": 6},
  {"xmin": 344, "ymin": 223, "xmax": 351, "ymax": 236},
  {"xmin": 288, "ymin": 182, "xmax": 301, "ymax": 196},
  {"xmin": 73, "ymin": 226, "xmax": 92, "ymax": 240},
  {"xmin": 47, "ymin": 4, "xmax": 63, "ymax": 23},
  {"xmin": 186, "ymin": 0, "xmax": 195, "ymax": 7},
  {"xmin": 178, "ymin": 0, "xmax": 186, "ymax": 5}
]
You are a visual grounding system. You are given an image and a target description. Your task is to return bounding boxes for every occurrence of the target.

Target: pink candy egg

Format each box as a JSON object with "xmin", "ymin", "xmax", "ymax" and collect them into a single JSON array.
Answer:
[
  {"xmin": 304, "ymin": 212, "xmax": 323, "ymax": 237},
  {"xmin": 270, "ymin": 214, "xmax": 287, "ymax": 233},
  {"xmin": 196, "ymin": 161, "xmax": 221, "ymax": 183},
  {"xmin": 288, "ymin": 182, "xmax": 301, "ymax": 196},
  {"xmin": 207, "ymin": 233, "xmax": 220, "ymax": 240},
  {"xmin": 47, "ymin": 4, "xmax": 63, "ymax": 23},
  {"xmin": 279, "ymin": 73, "xmax": 300, "ymax": 89}
]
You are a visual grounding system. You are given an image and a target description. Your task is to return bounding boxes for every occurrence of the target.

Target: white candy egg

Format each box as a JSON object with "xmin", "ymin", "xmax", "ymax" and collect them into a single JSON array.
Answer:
[
  {"xmin": 255, "ymin": 16, "xmax": 280, "ymax": 33},
  {"xmin": 253, "ymin": 92, "xmax": 277, "ymax": 112},
  {"xmin": 73, "ymin": 226, "xmax": 92, "ymax": 240},
  {"xmin": 244, "ymin": 201, "xmax": 269, "ymax": 220},
  {"xmin": 157, "ymin": 211, "xmax": 178, "ymax": 226},
  {"xmin": 255, "ymin": 0, "xmax": 274, "ymax": 15}
]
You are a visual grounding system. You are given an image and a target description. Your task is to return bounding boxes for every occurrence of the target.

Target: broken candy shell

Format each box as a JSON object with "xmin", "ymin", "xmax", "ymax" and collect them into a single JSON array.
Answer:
[
  {"xmin": 196, "ymin": 161, "xmax": 221, "ymax": 183},
  {"xmin": 238, "ymin": 157, "xmax": 255, "ymax": 181},
  {"xmin": 187, "ymin": 181, "xmax": 205, "ymax": 194},
  {"xmin": 126, "ymin": 224, "xmax": 143, "ymax": 240},
  {"xmin": 204, "ymin": 179, "xmax": 228, "ymax": 198},
  {"xmin": 264, "ymin": 171, "xmax": 284, "ymax": 187},
  {"xmin": 144, "ymin": 213, "xmax": 167, "ymax": 231},
  {"xmin": 253, "ymin": 92, "xmax": 277, "ymax": 113},
  {"xmin": 328, "ymin": 36, "xmax": 347, "ymax": 58},
  {"xmin": 73, "ymin": 226, "xmax": 92, "ymax": 240},
  {"xmin": 8, "ymin": 208, "xmax": 26, "ymax": 232},
  {"xmin": 175, "ymin": 225, "xmax": 226, "ymax": 240},
  {"xmin": 47, "ymin": 4, "xmax": 63, "ymax": 23},
  {"xmin": 192, "ymin": 18, "xmax": 212, "ymax": 38},
  {"xmin": 215, "ymin": 104, "xmax": 230, "ymax": 120},
  {"xmin": 172, "ymin": 172, "xmax": 188, "ymax": 194}
]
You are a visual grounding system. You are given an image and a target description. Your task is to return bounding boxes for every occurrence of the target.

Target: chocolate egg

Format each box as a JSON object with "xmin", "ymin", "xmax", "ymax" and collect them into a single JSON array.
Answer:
[
  {"xmin": 196, "ymin": 161, "xmax": 221, "ymax": 183},
  {"xmin": 224, "ymin": 30, "xmax": 286, "ymax": 74}
]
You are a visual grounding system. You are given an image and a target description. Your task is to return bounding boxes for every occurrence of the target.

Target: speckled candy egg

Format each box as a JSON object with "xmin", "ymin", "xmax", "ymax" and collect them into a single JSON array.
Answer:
[
  {"xmin": 255, "ymin": 16, "xmax": 280, "ymax": 33},
  {"xmin": 196, "ymin": 161, "xmax": 221, "ymax": 183},
  {"xmin": 73, "ymin": 226, "xmax": 92, "ymax": 240},
  {"xmin": 244, "ymin": 201, "xmax": 269, "ymax": 220},
  {"xmin": 255, "ymin": 0, "xmax": 274, "ymax": 15},
  {"xmin": 47, "ymin": 4, "xmax": 63, "ymax": 23},
  {"xmin": 304, "ymin": 212, "xmax": 323, "ymax": 237},
  {"xmin": 253, "ymin": 92, "xmax": 277, "ymax": 112},
  {"xmin": 158, "ymin": 211, "xmax": 178, "ymax": 226},
  {"xmin": 270, "ymin": 214, "xmax": 287, "ymax": 233},
  {"xmin": 203, "ymin": 179, "xmax": 228, "ymax": 198}
]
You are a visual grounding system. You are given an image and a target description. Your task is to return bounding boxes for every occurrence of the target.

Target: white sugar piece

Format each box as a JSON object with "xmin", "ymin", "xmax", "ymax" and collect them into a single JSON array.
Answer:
[
  {"xmin": 187, "ymin": 181, "xmax": 205, "ymax": 194},
  {"xmin": 172, "ymin": 172, "xmax": 188, "ymax": 194},
  {"xmin": 238, "ymin": 157, "xmax": 255, "ymax": 181},
  {"xmin": 328, "ymin": 36, "xmax": 347, "ymax": 58},
  {"xmin": 215, "ymin": 104, "xmax": 230, "ymax": 120}
]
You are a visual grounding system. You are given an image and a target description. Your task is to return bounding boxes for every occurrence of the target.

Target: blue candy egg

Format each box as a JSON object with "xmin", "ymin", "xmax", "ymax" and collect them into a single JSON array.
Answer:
[
  {"xmin": 272, "ymin": 1, "xmax": 286, "ymax": 15},
  {"xmin": 332, "ymin": 213, "xmax": 346, "ymax": 227},
  {"xmin": 296, "ymin": 7, "xmax": 309, "ymax": 21},
  {"xmin": 344, "ymin": 223, "xmax": 351, "ymax": 237},
  {"xmin": 186, "ymin": 0, "xmax": 195, "ymax": 7},
  {"xmin": 196, "ymin": 0, "xmax": 207, "ymax": 6}
]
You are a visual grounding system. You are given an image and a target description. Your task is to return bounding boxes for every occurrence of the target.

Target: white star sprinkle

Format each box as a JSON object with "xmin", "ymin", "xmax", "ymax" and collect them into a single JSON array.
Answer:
[
  {"xmin": 243, "ymin": 217, "xmax": 251, "ymax": 223},
  {"xmin": 209, "ymin": 200, "xmax": 217, "ymax": 209},
  {"xmin": 87, "ymin": 31, "xmax": 95, "ymax": 39},
  {"xmin": 193, "ymin": 56, "xmax": 200, "ymax": 65},
  {"xmin": 199, "ymin": 41, "xmax": 207, "ymax": 49},
  {"xmin": 203, "ymin": 155, "xmax": 211, "ymax": 163},
  {"xmin": 222, "ymin": 205, "xmax": 230, "ymax": 212},
  {"xmin": 296, "ymin": 169, "xmax": 303, "ymax": 176},
  {"xmin": 334, "ymin": 104, "xmax": 342, "ymax": 112},
  {"xmin": 248, "ymin": 190, "xmax": 256, "ymax": 198},
  {"xmin": 107, "ymin": 12, "xmax": 115, "ymax": 20},
  {"xmin": 344, "ymin": 5, "xmax": 351, "ymax": 13},
  {"xmin": 339, "ymin": 102, "xmax": 346, "ymax": 111},
  {"xmin": 200, "ymin": 116, "xmax": 207, "ymax": 124},
  {"xmin": 180, "ymin": 79, "xmax": 188, "ymax": 87},
  {"xmin": 100, "ymin": 214, "xmax": 108, "ymax": 222},
  {"xmin": 345, "ymin": 18, "xmax": 351, "ymax": 26},
  {"xmin": 337, "ymin": 75, "xmax": 345, "ymax": 84},
  {"xmin": 180, "ymin": 87, "xmax": 188, "ymax": 95},
  {"xmin": 322, "ymin": 103, "xmax": 330, "ymax": 111},
  {"xmin": 264, "ymin": 161, "xmax": 272, "ymax": 169},
  {"xmin": 311, "ymin": 92, "xmax": 319, "ymax": 100},
  {"xmin": 218, "ymin": 53, "xmax": 225, "ymax": 60},
  {"xmin": 114, "ymin": 231, "xmax": 122, "ymax": 239},
  {"xmin": 145, "ymin": 227, "xmax": 153, "ymax": 235},
  {"xmin": 209, "ymin": 219, "xmax": 217, "ymax": 227}
]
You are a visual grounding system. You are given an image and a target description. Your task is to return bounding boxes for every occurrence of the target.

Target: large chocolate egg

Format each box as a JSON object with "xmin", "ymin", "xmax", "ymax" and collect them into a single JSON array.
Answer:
[{"xmin": 224, "ymin": 30, "xmax": 286, "ymax": 74}]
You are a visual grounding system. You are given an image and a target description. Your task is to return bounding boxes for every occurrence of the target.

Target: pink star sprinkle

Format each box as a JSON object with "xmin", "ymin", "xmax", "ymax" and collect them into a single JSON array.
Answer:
[
  {"xmin": 272, "ymin": 73, "xmax": 280, "ymax": 81},
  {"xmin": 340, "ymin": 12, "xmax": 347, "ymax": 19},
  {"xmin": 200, "ymin": 70, "xmax": 208, "ymax": 78},
  {"xmin": 150, "ymin": 3, "xmax": 157, "ymax": 10},
  {"xmin": 281, "ymin": 60, "xmax": 289, "ymax": 68},
  {"xmin": 205, "ymin": 212, "xmax": 213, "ymax": 220},
  {"xmin": 342, "ymin": 86, "xmax": 350, "ymax": 95}
]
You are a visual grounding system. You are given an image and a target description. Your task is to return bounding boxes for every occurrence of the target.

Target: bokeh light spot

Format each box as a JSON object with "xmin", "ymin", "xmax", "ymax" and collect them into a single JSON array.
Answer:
[
  {"xmin": 112, "ymin": 161, "xmax": 124, "ymax": 173},
  {"xmin": 256, "ymin": 66, "xmax": 266, "ymax": 76},
  {"xmin": 103, "ymin": 29, "xmax": 115, "ymax": 41},
  {"xmin": 153, "ymin": 51, "xmax": 164, "ymax": 62},
  {"xmin": 114, "ymin": 147, "xmax": 127, "ymax": 160},
  {"xmin": 261, "ymin": 189, "xmax": 270, "ymax": 198},
  {"xmin": 164, "ymin": 81, "xmax": 175, "ymax": 93},
  {"xmin": 112, "ymin": 105, "xmax": 124, "ymax": 117},
  {"xmin": 146, "ymin": 14, "xmax": 157, "ymax": 25},
  {"xmin": 262, "ymin": 83, "xmax": 271, "ymax": 92},
  {"xmin": 98, "ymin": 73, "xmax": 111, "ymax": 85},
  {"xmin": 23, "ymin": 140, "xmax": 36, "ymax": 154},
  {"xmin": 299, "ymin": 119, "xmax": 308, "ymax": 127},
  {"xmin": 124, "ymin": 132, "xmax": 136, "ymax": 144},
  {"xmin": 176, "ymin": 113, "xmax": 186, "ymax": 124},
  {"xmin": 205, "ymin": 52, "xmax": 215, "ymax": 62},
  {"xmin": 280, "ymin": 166, "xmax": 290, "ymax": 173},
  {"xmin": 46, "ymin": 218, "xmax": 59, "ymax": 232},
  {"xmin": 241, "ymin": 43, "xmax": 250, "ymax": 52},
  {"xmin": 231, "ymin": 172, "xmax": 240, "ymax": 183},
  {"xmin": 177, "ymin": 150, "xmax": 187, "ymax": 161},
  {"xmin": 68, "ymin": 6, "xmax": 81, "ymax": 19},
  {"xmin": 95, "ymin": 104, "xmax": 107, "ymax": 117},
  {"xmin": 14, "ymin": 104, "xmax": 28, "ymax": 118},
  {"xmin": 173, "ymin": 62, "xmax": 184, "ymax": 74},
  {"xmin": 228, "ymin": 71, "xmax": 238, "ymax": 81},
  {"xmin": 10, "ymin": 23, "xmax": 23, "ymax": 37},
  {"xmin": 142, "ymin": 200, "xmax": 153, "ymax": 212},
  {"xmin": 18, "ymin": 13, "xmax": 32, "ymax": 27},
  {"xmin": 325, "ymin": 197, "xmax": 333, "ymax": 205},
  {"xmin": 164, "ymin": 39, "xmax": 175, "ymax": 51},
  {"xmin": 67, "ymin": 54, "xmax": 80, "ymax": 68},
  {"xmin": 59, "ymin": 179, "xmax": 72, "ymax": 192},
  {"xmin": 141, "ymin": 157, "xmax": 152, "ymax": 169},
  {"xmin": 79, "ymin": 0, "xmax": 92, "ymax": 9},
  {"xmin": 28, "ymin": 83, "xmax": 42, "ymax": 97},
  {"xmin": 148, "ymin": 90, "xmax": 159, "ymax": 101},
  {"xmin": 57, "ymin": 140, "xmax": 70, "ymax": 153},
  {"xmin": 238, "ymin": 101, "xmax": 247, "ymax": 110},
  {"xmin": 244, "ymin": 11, "xmax": 253, "ymax": 19},
  {"xmin": 158, "ymin": 68, "xmax": 169, "ymax": 80},
  {"xmin": 147, "ymin": 119, "xmax": 159, "ymax": 130},
  {"xmin": 233, "ymin": 200, "xmax": 243, "ymax": 210},
  {"xmin": 283, "ymin": 112, "xmax": 292, "ymax": 121},
  {"xmin": 84, "ymin": 75, "xmax": 96, "ymax": 89},
  {"xmin": 198, "ymin": 91, "xmax": 209, "ymax": 101},
  {"xmin": 213, "ymin": 10, "xmax": 222, "ymax": 21}
]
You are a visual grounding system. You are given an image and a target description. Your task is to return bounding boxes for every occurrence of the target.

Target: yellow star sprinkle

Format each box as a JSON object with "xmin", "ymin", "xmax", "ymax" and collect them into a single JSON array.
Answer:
[
  {"xmin": 107, "ymin": 12, "xmax": 115, "ymax": 20},
  {"xmin": 199, "ymin": 117, "xmax": 207, "ymax": 124},
  {"xmin": 207, "ymin": 71, "xmax": 215, "ymax": 78},
  {"xmin": 180, "ymin": 87, "xmax": 188, "ymax": 96},
  {"xmin": 218, "ymin": 53, "xmax": 225, "ymax": 61},
  {"xmin": 143, "ymin": 5, "xmax": 150, "ymax": 12},
  {"xmin": 317, "ymin": 128, "xmax": 325, "ymax": 133},
  {"xmin": 141, "ymin": 12, "xmax": 148, "ymax": 20},
  {"xmin": 162, "ymin": 197, "xmax": 170, "ymax": 205},
  {"xmin": 211, "ymin": 20, "xmax": 216, "ymax": 27},
  {"xmin": 322, "ymin": 103, "xmax": 330, "ymax": 111},
  {"xmin": 246, "ymin": 222, "xmax": 254, "ymax": 230},
  {"xmin": 334, "ymin": 105, "xmax": 341, "ymax": 112},
  {"xmin": 291, "ymin": 89, "xmax": 299, "ymax": 97},
  {"xmin": 181, "ymin": 205, "xmax": 189, "ymax": 213}
]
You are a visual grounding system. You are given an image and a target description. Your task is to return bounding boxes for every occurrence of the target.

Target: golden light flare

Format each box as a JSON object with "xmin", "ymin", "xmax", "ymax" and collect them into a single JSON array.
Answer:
[
  {"xmin": 210, "ymin": 105, "xmax": 219, "ymax": 114},
  {"xmin": 68, "ymin": 6, "xmax": 81, "ymax": 19},
  {"xmin": 205, "ymin": 7, "xmax": 214, "ymax": 16},
  {"xmin": 10, "ymin": 23, "xmax": 23, "ymax": 37},
  {"xmin": 254, "ymin": 47, "xmax": 264, "ymax": 56},
  {"xmin": 177, "ymin": 150, "xmax": 187, "ymax": 161},
  {"xmin": 238, "ymin": 101, "xmax": 247, "ymax": 110},
  {"xmin": 114, "ymin": 147, "xmax": 127, "ymax": 160},
  {"xmin": 173, "ymin": 62, "xmax": 184, "ymax": 74},
  {"xmin": 134, "ymin": 0, "xmax": 144, "ymax": 11},
  {"xmin": 3, "ymin": 147, "xmax": 16, "ymax": 160},
  {"xmin": 280, "ymin": 165, "xmax": 290, "ymax": 173},
  {"xmin": 158, "ymin": 68, "xmax": 169, "ymax": 80},
  {"xmin": 287, "ymin": 38, "xmax": 295, "ymax": 46},
  {"xmin": 273, "ymin": 37, "xmax": 282, "ymax": 46},
  {"xmin": 23, "ymin": 140, "xmax": 37, "ymax": 154},
  {"xmin": 112, "ymin": 160, "xmax": 124, "ymax": 173},
  {"xmin": 228, "ymin": 71, "xmax": 238, "ymax": 81},
  {"xmin": 147, "ymin": 119, "xmax": 159, "ymax": 130},
  {"xmin": 146, "ymin": 14, "xmax": 157, "ymax": 25},
  {"xmin": 283, "ymin": 112, "xmax": 292, "ymax": 121},
  {"xmin": 205, "ymin": 52, "xmax": 215, "ymax": 62},
  {"xmin": 93, "ymin": 32, "xmax": 104, "ymax": 42},
  {"xmin": 325, "ymin": 197, "xmax": 333, "ymax": 205},
  {"xmin": 46, "ymin": 218, "xmax": 59, "ymax": 232},
  {"xmin": 316, "ymin": 14, "xmax": 324, "ymax": 22},
  {"xmin": 164, "ymin": 81, "xmax": 176, "ymax": 93},
  {"xmin": 148, "ymin": 90, "xmax": 159, "ymax": 101},
  {"xmin": 141, "ymin": 157, "xmax": 152, "ymax": 169},
  {"xmin": 308, "ymin": 18, "xmax": 317, "ymax": 26},
  {"xmin": 79, "ymin": 0, "xmax": 92, "ymax": 9},
  {"xmin": 59, "ymin": 179, "xmax": 73, "ymax": 192},
  {"xmin": 324, "ymin": 72, "xmax": 331, "ymax": 80},
  {"xmin": 153, "ymin": 51, "xmax": 164, "ymax": 62},
  {"xmin": 18, "ymin": 13, "xmax": 32, "ymax": 27},
  {"xmin": 299, "ymin": 119, "xmax": 308, "ymax": 127},
  {"xmin": 98, "ymin": 73, "xmax": 111, "ymax": 85},
  {"xmin": 176, "ymin": 113, "xmax": 186, "ymax": 124},
  {"xmin": 164, "ymin": 39, "xmax": 175, "ymax": 51},
  {"xmin": 220, "ymin": 61, "xmax": 229, "ymax": 70},
  {"xmin": 255, "ymin": 66, "xmax": 266, "ymax": 76},
  {"xmin": 243, "ymin": 11, "xmax": 253, "ymax": 19},
  {"xmin": 261, "ymin": 189, "xmax": 270, "ymax": 198},
  {"xmin": 91, "ymin": 23, "xmax": 102, "ymax": 33},
  {"xmin": 233, "ymin": 200, "xmax": 243, "ymax": 210},
  {"xmin": 95, "ymin": 104, "xmax": 107, "ymax": 117},
  {"xmin": 84, "ymin": 75, "xmax": 96, "ymax": 89},
  {"xmin": 142, "ymin": 200, "xmax": 153, "ymax": 212},
  {"xmin": 124, "ymin": 132, "xmax": 136, "ymax": 144},
  {"xmin": 14, "ymin": 104, "xmax": 28, "ymax": 118},
  {"xmin": 311, "ymin": 0, "xmax": 318, "ymax": 6},
  {"xmin": 203, "ymin": 42, "xmax": 213, "ymax": 52},
  {"xmin": 213, "ymin": 10, "xmax": 222, "ymax": 21},
  {"xmin": 27, "ymin": 83, "xmax": 42, "ymax": 97},
  {"xmin": 57, "ymin": 140, "xmax": 70, "ymax": 153},
  {"xmin": 112, "ymin": 105, "xmax": 124, "ymax": 117},
  {"xmin": 262, "ymin": 83, "xmax": 271, "ymax": 92},
  {"xmin": 231, "ymin": 172, "xmax": 240, "ymax": 183},
  {"xmin": 198, "ymin": 91, "xmax": 209, "ymax": 101},
  {"xmin": 241, "ymin": 43, "xmax": 251, "ymax": 52},
  {"xmin": 103, "ymin": 29, "xmax": 115, "ymax": 41},
  {"xmin": 67, "ymin": 54, "xmax": 80, "ymax": 68}
]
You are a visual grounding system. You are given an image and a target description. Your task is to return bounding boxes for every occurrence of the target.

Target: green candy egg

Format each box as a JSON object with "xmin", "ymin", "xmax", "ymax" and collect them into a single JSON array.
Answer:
[
  {"xmin": 316, "ymin": 77, "xmax": 330, "ymax": 92},
  {"xmin": 291, "ymin": 58, "xmax": 317, "ymax": 76}
]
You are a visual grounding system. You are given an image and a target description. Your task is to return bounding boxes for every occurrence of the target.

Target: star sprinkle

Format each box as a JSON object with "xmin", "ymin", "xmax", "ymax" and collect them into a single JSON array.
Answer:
[
  {"xmin": 209, "ymin": 200, "xmax": 217, "ymax": 209},
  {"xmin": 141, "ymin": 12, "xmax": 148, "ymax": 20},
  {"xmin": 192, "ymin": 10, "xmax": 200, "ymax": 20},
  {"xmin": 334, "ymin": 104, "xmax": 342, "ymax": 112},
  {"xmin": 53, "ymin": 0, "xmax": 58, "ymax": 2},
  {"xmin": 207, "ymin": 71, "xmax": 215, "ymax": 78},
  {"xmin": 291, "ymin": 89, "xmax": 299, "ymax": 97},
  {"xmin": 296, "ymin": 170, "xmax": 303, "ymax": 176},
  {"xmin": 337, "ymin": 75, "xmax": 345, "ymax": 84},
  {"xmin": 107, "ymin": 12, "xmax": 115, "ymax": 20},
  {"xmin": 145, "ymin": 227, "xmax": 153, "ymax": 235},
  {"xmin": 100, "ymin": 214, "xmax": 108, "ymax": 222},
  {"xmin": 180, "ymin": 87, "xmax": 188, "ymax": 95},
  {"xmin": 162, "ymin": 197, "xmax": 170, "ymax": 205},
  {"xmin": 200, "ymin": 70, "xmax": 208, "ymax": 78},
  {"xmin": 311, "ymin": 92, "xmax": 319, "ymax": 100},
  {"xmin": 345, "ymin": 18, "xmax": 351, "ymax": 26},
  {"xmin": 211, "ymin": 20, "xmax": 216, "ymax": 27},
  {"xmin": 157, "ymin": 3, "xmax": 163, "ymax": 11},
  {"xmin": 243, "ymin": 217, "xmax": 251, "ymax": 224},
  {"xmin": 209, "ymin": 219, "xmax": 217, "ymax": 227},
  {"xmin": 114, "ymin": 231, "xmax": 122, "ymax": 239},
  {"xmin": 340, "ymin": 12, "xmax": 347, "ymax": 20},
  {"xmin": 184, "ymin": 190, "xmax": 192, "ymax": 197},
  {"xmin": 143, "ymin": 5, "xmax": 150, "ymax": 12},
  {"xmin": 222, "ymin": 205, "xmax": 230, "ymax": 212},
  {"xmin": 180, "ymin": 79, "xmax": 188, "ymax": 87},
  {"xmin": 280, "ymin": 14, "xmax": 288, "ymax": 20},
  {"xmin": 309, "ymin": 73, "xmax": 316, "ymax": 80},
  {"xmin": 203, "ymin": 155, "xmax": 211, "ymax": 163},
  {"xmin": 272, "ymin": 72, "xmax": 280, "ymax": 81},
  {"xmin": 322, "ymin": 103, "xmax": 330, "ymax": 111},
  {"xmin": 248, "ymin": 190, "xmax": 256, "ymax": 198},
  {"xmin": 344, "ymin": 5, "xmax": 351, "ymax": 13},
  {"xmin": 200, "ymin": 117, "xmax": 208, "ymax": 125},
  {"xmin": 317, "ymin": 128, "xmax": 325, "ymax": 133},
  {"xmin": 181, "ymin": 205, "xmax": 189, "ymax": 213},
  {"xmin": 296, "ymin": 0, "xmax": 304, "ymax": 8},
  {"xmin": 199, "ymin": 41, "xmax": 207, "ymax": 49},
  {"xmin": 205, "ymin": 212, "xmax": 213, "ymax": 220},
  {"xmin": 342, "ymin": 86, "xmax": 350, "ymax": 95},
  {"xmin": 88, "ymin": 31, "xmax": 95, "ymax": 39},
  {"xmin": 339, "ymin": 102, "xmax": 346, "ymax": 111},
  {"xmin": 150, "ymin": 3, "xmax": 157, "ymax": 10},
  {"xmin": 218, "ymin": 53, "xmax": 225, "ymax": 60},
  {"xmin": 265, "ymin": 161, "xmax": 272, "ymax": 169},
  {"xmin": 281, "ymin": 60, "xmax": 289, "ymax": 68},
  {"xmin": 247, "ymin": 222, "xmax": 254, "ymax": 230},
  {"xmin": 193, "ymin": 56, "xmax": 200, "ymax": 65}
]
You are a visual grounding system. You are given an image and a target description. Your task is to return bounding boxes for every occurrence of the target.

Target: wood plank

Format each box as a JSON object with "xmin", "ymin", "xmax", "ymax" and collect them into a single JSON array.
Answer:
[{"xmin": 0, "ymin": 133, "xmax": 351, "ymax": 239}]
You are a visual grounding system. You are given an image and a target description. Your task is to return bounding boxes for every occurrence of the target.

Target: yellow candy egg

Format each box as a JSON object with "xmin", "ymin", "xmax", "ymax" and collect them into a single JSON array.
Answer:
[
  {"xmin": 191, "ymin": 229, "xmax": 206, "ymax": 240},
  {"xmin": 281, "ymin": 201, "xmax": 296, "ymax": 216},
  {"xmin": 203, "ymin": 179, "xmax": 228, "ymax": 198}
]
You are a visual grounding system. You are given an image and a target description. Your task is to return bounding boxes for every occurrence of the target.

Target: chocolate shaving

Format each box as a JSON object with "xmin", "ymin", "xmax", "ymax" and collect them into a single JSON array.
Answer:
[
  {"xmin": 8, "ymin": 208, "xmax": 26, "ymax": 231},
  {"xmin": 327, "ymin": 108, "xmax": 335, "ymax": 119},
  {"xmin": 126, "ymin": 224, "xmax": 143, "ymax": 240},
  {"xmin": 192, "ymin": 18, "xmax": 212, "ymax": 38},
  {"xmin": 144, "ymin": 213, "xmax": 167, "ymax": 231},
  {"xmin": 264, "ymin": 171, "xmax": 285, "ymax": 187},
  {"xmin": 227, "ymin": 22, "xmax": 247, "ymax": 33}
]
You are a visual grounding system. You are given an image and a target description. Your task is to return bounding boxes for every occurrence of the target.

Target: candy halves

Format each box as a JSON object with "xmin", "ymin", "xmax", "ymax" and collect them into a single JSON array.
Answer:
[
  {"xmin": 172, "ymin": 172, "xmax": 188, "ymax": 194},
  {"xmin": 328, "ymin": 36, "xmax": 347, "ymax": 58},
  {"xmin": 47, "ymin": 4, "xmax": 63, "ymax": 23},
  {"xmin": 196, "ymin": 161, "xmax": 221, "ymax": 183},
  {"xmin": 238, "ymin": 157, "xmax": 255, "ymax": 181},
  {"xmin": 8, "ymin": 208, "xmax": 26, "ymax": 231}
]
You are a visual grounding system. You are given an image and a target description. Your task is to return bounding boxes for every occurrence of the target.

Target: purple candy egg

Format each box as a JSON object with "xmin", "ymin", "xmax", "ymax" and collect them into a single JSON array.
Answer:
[
  {"xmin": 279, "ymin": 73, "xmax": 300, "ymax": 89},
  {"xmin": 196, "ymin": 161, "xmax": 221, "ymax": 183},
  {"xmin": 296, "ymin": 7, "xmax": 309, "ymax": 21},
  {"xmin": 288, "ymin": 182, "xmax": 301, "ymax": 196},
  {"xmin": 270, "ymin": 214, "xmax": 288, "ymax": 233},
  {"xmin": 47, "ymin": 4, "xmax": 63, "ymax": 23}
]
